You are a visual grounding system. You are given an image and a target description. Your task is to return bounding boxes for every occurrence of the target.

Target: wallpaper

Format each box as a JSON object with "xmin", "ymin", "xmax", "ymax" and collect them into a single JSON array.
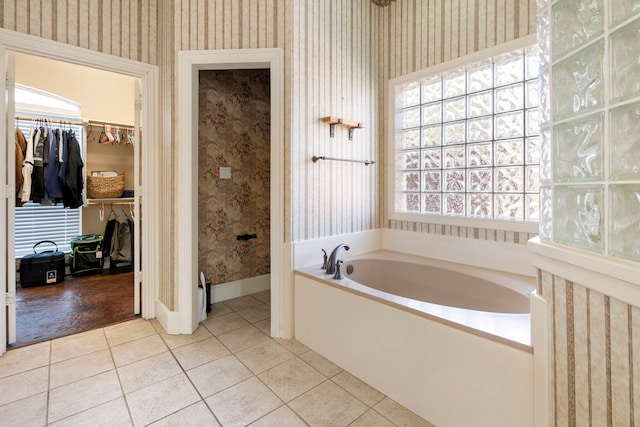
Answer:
[
  {"xmin": 198, "ymin": 69, "xmax": 271, "ymax": 285},
  {"xmin": 538, "ymin": 271, "xmax": 640, "ymax": 426}
]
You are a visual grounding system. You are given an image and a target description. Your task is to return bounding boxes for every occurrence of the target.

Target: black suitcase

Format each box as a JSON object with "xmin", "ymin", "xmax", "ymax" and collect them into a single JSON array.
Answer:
[
  {"xmin": 20, "ymin": 240, "xmax": 66, "ymax": 287},
  {"xmin": 70, "ymin": 234, "xmax": 104, "ymax": 276}
]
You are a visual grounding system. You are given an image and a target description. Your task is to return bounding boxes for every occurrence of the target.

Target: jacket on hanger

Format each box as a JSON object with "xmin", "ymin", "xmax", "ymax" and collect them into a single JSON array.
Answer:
[
  {"xmin": 14, "ymin": 127, "xmax": 26, "ymax": 207},
  {"xmin": 61, "ymin": 130, "xmax": 84, "ymax": 209},
  {"xmin": 20, "ymin": 128, "xmax": 35, "ymax": 203},
  {"xmin": 30, "ymin": 126, "xmax": 49, "ymax": 203},
  {"xmin": 44, "ymin": 128, "xmax": 63, "ymax": 201}
]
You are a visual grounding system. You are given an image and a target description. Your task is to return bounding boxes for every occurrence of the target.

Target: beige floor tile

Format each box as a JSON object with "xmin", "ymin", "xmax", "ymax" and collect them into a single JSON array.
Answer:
[
  {"xmin": 48, "ymin": 370, "xmax": 122, "ymax": 423},
  {"xmin": 205, "ymin": 377, "xmax": 282, "ymax": 426},
  {"xmin": 48, "ymin": 397, "xmax": 133, "ymax": 427},
  {"xmin": 201, "ymin": 312, "xmax": 249, "ymax": 336},
  {"xmin": 250, "ymin": 405, "xmax": 307, "ymax": 426},
  {"xmin": 235, "ymin": 340, "xmax": 295, "ymax": 374},
  {"xmin": 223, "ymin": 295, "xmax": 263, "ymax": 311},
  {"xmin": 274, "ymin": 338, "xmax": 310, "ymax": 355},
  {"xmin": 332, "ymin": 371, "xmax": 385, "ymax": 406},
  {"xmin": 254, "ymin": 319, "xmax": 272, "ymax": 336},
  {"xmin": 49, "ymin": 349, "xmax": 114, "ymax": 388},
  {"xmin": 299, "ymin": 350, "xmax": 343, "ymax": 377},
  {"xmin": 104, "ymin": 319, "xmax": 157, "ymax": 347},
  {"xmin": 126, "ymin": 373, "xmax": 201, "ymax": 426},
  {"xmin": 147, "ymin": 401, "xmax": 220, "ymax": 427},
  {"xmin": 50, "ymin": 329, "xmax": 108, "ymax": 363},
  {"xmin": 237, "ymin": 304, "xmax": 271, "ymax": 323},
  {"xmin": 0, "ymin": 341, "xmax": 49, "ymax": 379},
  {"xmin": 350, "ymin": 409, "xmax": 396, "ymax": 427},
  {"xmin": 217, "ymin": 324, "xmax": 271, "ymax": 353},
  {"xmin": 208, "ymin": 302, "xmax": 233, "ymax": 318},
  {"xmin": 111, "ymin": 334, "xmax": 168, "ymax": 367},
  {"xmin": 0, "ymin": 392, "xmax": 47, "ymax": 427},
  {"xmin": 258, "ymin": 357, "xmax": 326, "ymax": 402},
  {"xmin": 373, "ymin": 397, "xmax": 435, "ymax": 427},
  {"xmin": 186, "ymin": 354, "xmax": 253, "ymax": 398},
  {"xmin": 158, "ymin": 324, "xmax": 213, "ymax": 349},
  {"xmin": 0, "ymin": 366, "xmax": 48, "ymax": 406},
  {"xmin": 172, "ymin": 336, "xmax": 230, "ymax": 370},
  {"xmin": 288, "ymin": 380, "xmax": 368, "ymax": 426},
  {"xmin": 252, "ymin": 290, "xmax": 271, "ymax": 304},
  {"xmin": 118, "ymin": 351, "xmax": 183, "ymax": 394}
]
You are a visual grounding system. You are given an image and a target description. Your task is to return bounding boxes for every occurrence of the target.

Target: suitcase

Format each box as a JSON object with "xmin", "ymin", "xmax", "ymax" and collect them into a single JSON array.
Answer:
[
  {"xmin": 20, "ymin": 240, "xmax": 66, "ymax": 287},
  {"xmin": 70, "ymin": 234, "xmax": 104, "ymax": 276}
]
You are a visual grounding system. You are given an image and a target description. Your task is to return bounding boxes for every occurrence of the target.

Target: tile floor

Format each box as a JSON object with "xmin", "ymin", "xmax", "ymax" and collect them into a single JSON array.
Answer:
[{"xmin": 0, "ymin": 291, "xmax": 434, "ymax": 426}]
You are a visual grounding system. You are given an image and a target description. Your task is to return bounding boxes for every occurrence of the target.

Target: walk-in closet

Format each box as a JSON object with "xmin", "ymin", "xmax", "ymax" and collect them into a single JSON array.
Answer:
[{"xmin": 9, "ymin": 52, "xmax": 142, "ymax": 347}]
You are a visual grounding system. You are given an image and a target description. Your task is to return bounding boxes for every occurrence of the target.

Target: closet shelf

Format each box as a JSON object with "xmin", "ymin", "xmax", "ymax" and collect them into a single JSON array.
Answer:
[
  {"xmin": 87, "ymin": 197, "xmax": 134, "ymax": 205},
  {"xmin": 322, "ymin": 116, "xmax": 365, "ymax": 140}
]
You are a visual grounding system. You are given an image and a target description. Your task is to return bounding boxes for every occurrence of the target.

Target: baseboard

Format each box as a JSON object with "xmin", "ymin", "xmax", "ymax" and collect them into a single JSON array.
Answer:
[
  {"xmin": 210, "ymin": 274, "xmax": 270, "ymax": 303},
  {"xmin": 155, "ymin": 300, "xmax": 180, "ymax": 334}
]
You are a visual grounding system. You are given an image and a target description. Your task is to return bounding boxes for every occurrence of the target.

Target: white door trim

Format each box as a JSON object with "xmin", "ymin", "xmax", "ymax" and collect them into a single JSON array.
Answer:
[
  {"xmin": 176, "ymin": 48, "xmax": 290, "ymax": 338},
  {"xmin": 0, "ymin": 29, "xmax": 160, "ymax": 355}
]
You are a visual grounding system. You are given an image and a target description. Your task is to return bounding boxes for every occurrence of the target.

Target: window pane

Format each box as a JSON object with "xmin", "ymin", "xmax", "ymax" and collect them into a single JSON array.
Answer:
[
  {"xmin": 444, "ymin": 97, "xmax": 466, "ymax": 121},
  {"xmin": 397, "ymin": 107, "xmax": 421, "ymax": 129},
  {"xmin": 421, "ymin": 125, "xmax": 442, "ymax": 146},
  {"xmin": 495, "ymin": 139, "xmax": 524, "ymax": 165},
  {"xmin": 495, "ymin": 111, "xmax": 524, "ymax": 139},
  {"xmin": 396, "ymin": 81, "xmax": 421, "ymax": 108},
  {"xmin": 421, "ymin": 77, "xmax": 442, "ymax": 103},
  {"xmin": 443, "ymin": 70, "xmax": 466, "ymax": 98},
  {"xmin": 423, "ymin": 148, "xmax": 442, "ymax": 169},
  {"xmin": 495, "ymin": 167, "xmax": 524, "ymax": 192},
  {"xmin": 468, "ymin": 193, "xmax": 493, "ymax": 217},
  {"xmin": 495, "ymin": 53, "xmax": 524, "ymax": 86},
  {"xmin": 444, "ymin": 170, "xmax": 465, "ymax": 192},
  {"xmin": 468, "ymin": 61, "xmax": 494, "ymax": 92},
  {"xmin": 468, "ymin": 143, "xmax": 493, "ymax": 167},
  {"xmin": 495, "ymin": 83, "xmax": 524, "ymax": 113},
  {"xmin": 421, "ymin": 102, "xmax": 442, "ymax": 125},
  {"xmin": 467, "ymin": 117, "xmax": 492, "ymax": 142},
  {"xmin": 402, "ymin": 172, "xmax": 421, "ymax": 191},
  {"xmin": 423, "ymin": 171, "xmax": 441, "ymax": 191},
  {"xmin": 496, "ymin": 194, "xmax": 524, "ymax": 219},
  {"xmin": 444, "ymin": 146, "xmax": 465, "ymax": 168},
  {"xmin": 468, "ymin": 91, "xmax": 493, "ymax": 117},
  {"xmin": 396, "ymin": 129, "xmax": 421, "ymax": 149},
  {"xmin": 444, "ymin": 193, "xmax": 465, "ymax": 215},
  {"xmin": 444, "ymin": 121, "xmax": 465, "ymax": 144},
  {"xmin": 423, "ymin": 193, "xmax": 442, "ymax": 213},
  {"xmin": 403, "ymin": 150, "xmax": 421, "ymax": 169},
  {"xmin": 469, "ymin": 169, "xmax": 493, "ymax": 192}
]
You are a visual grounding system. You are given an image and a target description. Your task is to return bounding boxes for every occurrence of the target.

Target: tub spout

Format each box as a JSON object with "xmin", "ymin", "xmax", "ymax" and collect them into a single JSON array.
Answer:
[{"xmin": 326, "ymin": 244, "xmax": 350, "ymax": 275}]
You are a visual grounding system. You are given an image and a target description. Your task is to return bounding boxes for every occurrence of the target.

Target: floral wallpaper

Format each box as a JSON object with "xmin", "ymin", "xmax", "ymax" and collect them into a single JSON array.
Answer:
[{"xmin": 198, "ymin": 69, "xmax": 271, "ymax": 285}]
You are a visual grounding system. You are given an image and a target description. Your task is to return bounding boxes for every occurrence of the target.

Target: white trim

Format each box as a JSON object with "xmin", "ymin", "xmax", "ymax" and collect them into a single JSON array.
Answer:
[
  {"xmin": 531, "ymin": 291, "xmax": 551, "ymax": 427},
  {"xmin": 386, "ymin": 34, "xmax": 539, "ymax": 233},
  {"xmin": 0, "ymin": 29, "xmax": 159, "ymax": 355},
  {"xmin": 155, "ymin": 300, "xmax": 180, "ymax": 334},
  {"xmin": 209, "ymin": 275, "xmax": 271, "ymax": 303},
  {"xmin": 176, "ymin": 48, "xmax": 289, "ymax": 337},
  {"xmin": 528, "ymin": 237, "xmax": 640, "ymax": 308}
]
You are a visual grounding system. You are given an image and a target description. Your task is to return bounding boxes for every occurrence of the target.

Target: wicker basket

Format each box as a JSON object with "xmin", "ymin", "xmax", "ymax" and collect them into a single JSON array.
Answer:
[{"xmin": 86, "ymin": 173, "xmax": 125, "ymax": 199}]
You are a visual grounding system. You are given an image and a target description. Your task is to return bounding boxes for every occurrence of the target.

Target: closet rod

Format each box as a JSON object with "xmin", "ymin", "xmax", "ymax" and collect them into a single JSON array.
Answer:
[
  {"xmin": 87, "ymin": 119, "xmax": 136, "ymax": 130},
  {"xmin": 15, "ymin": 116, "xmax": 85, "ymax": 126}
]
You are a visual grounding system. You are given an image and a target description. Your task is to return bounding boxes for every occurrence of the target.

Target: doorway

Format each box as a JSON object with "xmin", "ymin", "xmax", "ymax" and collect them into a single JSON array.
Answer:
[
  {"xmin": 9, "ymin": 52, "xmax": 139, "ymax": 347},
  {"xmin": 176, "ymin": 48, "xmax": 290, "ymax": 337},
  {"xmin": 1, "ymin": 29, "xmax": 159, "ymax": 356}
]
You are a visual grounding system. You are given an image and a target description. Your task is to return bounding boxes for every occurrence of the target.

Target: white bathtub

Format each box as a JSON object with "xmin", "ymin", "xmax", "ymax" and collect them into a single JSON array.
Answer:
[{"xmin": 294, "ymin": 250, "xmax": 535, "ymax": 427}]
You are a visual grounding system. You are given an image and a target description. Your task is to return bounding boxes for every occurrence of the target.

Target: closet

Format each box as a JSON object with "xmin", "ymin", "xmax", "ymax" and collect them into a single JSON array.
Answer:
[{"xmin": 9, "ymin": 52, "xmax": 141, "ymax": 347}]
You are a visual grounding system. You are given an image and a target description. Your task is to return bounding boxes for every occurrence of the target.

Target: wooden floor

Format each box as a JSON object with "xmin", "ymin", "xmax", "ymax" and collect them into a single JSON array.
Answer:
[{"xmin": 11, "ymin": 271, "xmax": 137, "ymax": 348}]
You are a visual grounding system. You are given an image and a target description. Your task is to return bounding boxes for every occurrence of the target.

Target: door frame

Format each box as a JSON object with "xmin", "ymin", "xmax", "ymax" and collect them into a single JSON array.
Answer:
[
  {"xmin": 0, "ymin": 28, "xmax": 160, "ymax": 355},
  {"xmin": 176, "ymin": 48, "xmax": 291, "ymax": 338}
]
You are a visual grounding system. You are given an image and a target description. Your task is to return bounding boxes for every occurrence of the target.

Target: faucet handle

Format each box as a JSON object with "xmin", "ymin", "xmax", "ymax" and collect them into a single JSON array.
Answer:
[
  {"xmin": 321, "ymin": 249, "xmax": 328, "ymax": 269},
  {"xmin": 333, "ymin": 260, "xmax": 344, "ymax": 280}
]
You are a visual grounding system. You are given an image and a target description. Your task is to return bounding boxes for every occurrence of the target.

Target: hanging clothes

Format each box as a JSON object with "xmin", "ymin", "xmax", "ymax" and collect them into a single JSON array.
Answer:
[
  {"xmin": 108, "ymin": 212, "xmax": 134, "ymax": 272},
  {"xmin": 20, "ymin": 128, "xmax": 35, "ymax": 204},
  {"xmin": 30, "ymin": 126, "xmax": 49, "ymax": 203},
  {"xmin": 14, "ymin": 127, "xmax": 26, "ymax": 207},
  {"xmin": 61, "ymin": 129, "xmax": 84, "ymax": 209},
  {"xmin": 44, "ymin": 128, "xmax": 63, "ymax": 201}
]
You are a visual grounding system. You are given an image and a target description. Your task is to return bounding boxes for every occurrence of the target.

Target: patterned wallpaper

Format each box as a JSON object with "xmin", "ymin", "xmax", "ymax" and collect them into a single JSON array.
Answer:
[
  {"xmin": 197, "ymin": 69, "xmax": 271, "ymax": 285},
  {"xmin": 538, "ymin": 271, "xmax": 640, "ymax": 426}
]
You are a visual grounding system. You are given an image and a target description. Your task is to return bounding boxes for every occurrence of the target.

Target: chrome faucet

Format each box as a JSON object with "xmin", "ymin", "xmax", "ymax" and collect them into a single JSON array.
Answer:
[{"xmin": 325, "ymin": 244, "xmax": 350, "ymax": 275}]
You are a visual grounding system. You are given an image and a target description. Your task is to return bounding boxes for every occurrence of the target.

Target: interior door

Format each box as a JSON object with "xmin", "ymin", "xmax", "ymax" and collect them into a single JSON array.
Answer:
[
  {"xmin": 133, "ymin": 79, "xmax": 142, "ymax": 315},
  {"xmin": 2, "ymin": 51, "xmax": 17, "ymax": 355}
]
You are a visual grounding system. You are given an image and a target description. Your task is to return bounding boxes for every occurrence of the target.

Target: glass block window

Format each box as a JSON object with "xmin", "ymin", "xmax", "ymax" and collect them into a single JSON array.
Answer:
[{"xmin": 392, "ymin": 45, "xmax": 540, "ymax": 221}]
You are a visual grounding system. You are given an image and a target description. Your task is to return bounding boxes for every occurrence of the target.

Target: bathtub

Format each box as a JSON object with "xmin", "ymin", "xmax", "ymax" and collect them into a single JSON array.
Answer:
[{"xmin": 294, "ymin": 250, "xmax": 535, "ymax": 427}]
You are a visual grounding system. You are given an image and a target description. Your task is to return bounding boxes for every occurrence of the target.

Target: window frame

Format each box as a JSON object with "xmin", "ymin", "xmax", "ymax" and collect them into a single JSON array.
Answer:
[{"xmin": 387, "ymin": 34, "xmax": 539, "ymax": 234}]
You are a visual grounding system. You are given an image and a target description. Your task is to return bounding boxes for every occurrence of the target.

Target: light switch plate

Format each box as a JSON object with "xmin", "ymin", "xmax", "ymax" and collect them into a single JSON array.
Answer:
[{"xmin": 219, "ymin": 167, "xmax": 231, "ymax": 179}]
